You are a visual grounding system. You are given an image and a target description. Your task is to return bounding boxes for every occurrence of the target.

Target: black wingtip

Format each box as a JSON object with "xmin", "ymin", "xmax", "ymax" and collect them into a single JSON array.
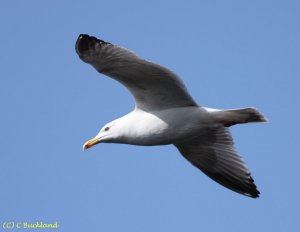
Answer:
[
  {"xmin": 75, "ymin": 34, "xmax": 96, "ymax": 55},
  {"xmin": 248, "ymin": 190, "xmax": 260, "ymax": 198},
  {"xmin": 75, "ymin": 34, "xmax": 89, "ymax": 55},
  {"xmin": 75, "ymin": 34, "xmax": 109, "ymax": 56},
  {"xmin": 247, "ymin": 176, "xmax": 260, "ymax": 198},
  {"xmin": 202, "ymin": 171, "xmax": 261, "ymax": 199}
]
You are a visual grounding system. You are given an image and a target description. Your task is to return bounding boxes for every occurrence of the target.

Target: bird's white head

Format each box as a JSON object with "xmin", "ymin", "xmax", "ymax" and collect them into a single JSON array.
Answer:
[{"xmin": 83, "ymin": 121, "xmax": 119, "ymax": 150}]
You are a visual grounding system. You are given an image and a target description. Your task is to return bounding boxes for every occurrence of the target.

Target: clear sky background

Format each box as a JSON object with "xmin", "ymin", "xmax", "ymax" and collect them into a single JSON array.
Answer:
[{"xmin": 1, "ymin": 0, "xmax": 299, "ymax": 231}]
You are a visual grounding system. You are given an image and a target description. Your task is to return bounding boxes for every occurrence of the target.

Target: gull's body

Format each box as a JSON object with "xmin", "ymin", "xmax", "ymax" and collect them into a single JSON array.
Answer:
[
  {"xmin": 99, "ymin": 107, "xmax": 213, "ymax": 145},
  {"xmin": 75, "ymin": 34, "xmax": 267, "ymax": 198}
]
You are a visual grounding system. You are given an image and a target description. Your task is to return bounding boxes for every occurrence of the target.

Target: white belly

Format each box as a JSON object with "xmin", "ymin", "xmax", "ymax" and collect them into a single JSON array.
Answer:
[{"xmin": 121, "ymin": 107, "xmax": 215, "ymax": 145}]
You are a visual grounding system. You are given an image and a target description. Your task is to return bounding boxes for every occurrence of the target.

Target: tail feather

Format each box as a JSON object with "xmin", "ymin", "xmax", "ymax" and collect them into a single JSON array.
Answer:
[{"xmin": 210, "ymin": 107, "xmax": 267, "ymax": 127}]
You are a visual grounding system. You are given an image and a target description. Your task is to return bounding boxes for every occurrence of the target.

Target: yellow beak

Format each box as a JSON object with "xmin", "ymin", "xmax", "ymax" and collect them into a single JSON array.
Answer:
[{"xmin": 83, "ymin": 137, "xmax": 102, "ymax": 150}]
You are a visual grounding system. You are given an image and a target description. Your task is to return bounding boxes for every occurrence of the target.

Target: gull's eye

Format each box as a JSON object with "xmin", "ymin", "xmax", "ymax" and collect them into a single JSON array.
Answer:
[{"xmin": 104, "ymin": 127, "xmax": 110, "ymax": 132}]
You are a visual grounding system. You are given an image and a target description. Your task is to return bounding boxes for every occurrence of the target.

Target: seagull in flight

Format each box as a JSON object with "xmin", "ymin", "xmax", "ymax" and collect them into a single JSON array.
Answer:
[{"xmin": 75, "ymin": 34, "xmax": 267, "ymax": 198}]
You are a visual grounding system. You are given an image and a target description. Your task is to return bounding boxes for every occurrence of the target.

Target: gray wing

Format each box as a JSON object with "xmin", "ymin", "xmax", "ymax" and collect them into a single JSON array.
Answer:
[
  {"xmin": 175, "ymin": 127, "xmax": 260, "ymax": 198},
  {"xmin": 75, "ymin": 34, "xmax": 197, "ymax": 111}
]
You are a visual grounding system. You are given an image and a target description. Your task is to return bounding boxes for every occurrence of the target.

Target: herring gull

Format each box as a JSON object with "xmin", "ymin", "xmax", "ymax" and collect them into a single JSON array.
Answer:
[{"xmin": 75, "ymin": 34, "xmax": 267, "ymax": 198}]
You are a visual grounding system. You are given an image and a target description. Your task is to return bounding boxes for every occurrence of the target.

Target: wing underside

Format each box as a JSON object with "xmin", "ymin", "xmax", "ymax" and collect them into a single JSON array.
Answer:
[
  {"xmin": 175, "ymin": 127, "xmax": 260, "ymax": 198},
  {"xmin": 75, "ymin": 34, "xmax": 198, "ymax": 111}
]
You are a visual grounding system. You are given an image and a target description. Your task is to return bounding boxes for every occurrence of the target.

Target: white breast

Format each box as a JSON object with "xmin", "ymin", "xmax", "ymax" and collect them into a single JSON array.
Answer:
[{"xmin": 118, "ymin": 107, "xmax": 213, "ymax": 146}]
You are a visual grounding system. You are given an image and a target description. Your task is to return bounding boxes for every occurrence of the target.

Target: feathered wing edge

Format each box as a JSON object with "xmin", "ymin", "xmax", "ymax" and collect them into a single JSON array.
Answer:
[
  {"xmin": 175, "ymin": 127, "xmax": 260, "ymax": 198},
  {"xmin": 75, "ymin": 34, "xmax": 198, "ymax": 111}
]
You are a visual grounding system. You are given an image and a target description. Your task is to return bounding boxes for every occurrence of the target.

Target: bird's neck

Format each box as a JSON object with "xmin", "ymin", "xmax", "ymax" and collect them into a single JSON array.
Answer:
[{"xmin": 111, "ymin": 110, "xmax": 169, "ymax": 145}]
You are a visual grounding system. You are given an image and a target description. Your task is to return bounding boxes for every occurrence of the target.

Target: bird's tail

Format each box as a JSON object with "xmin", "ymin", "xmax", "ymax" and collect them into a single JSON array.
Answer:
[{"xmin": 211, "ymin": 107, "xmax": 268, "ymax": 127}]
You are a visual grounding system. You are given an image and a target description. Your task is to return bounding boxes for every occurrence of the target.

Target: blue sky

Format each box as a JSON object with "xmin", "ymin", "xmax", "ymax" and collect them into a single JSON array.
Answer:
[{"xmin": 1, "ymin": 0, "xmax": 299, "ymax": 231}]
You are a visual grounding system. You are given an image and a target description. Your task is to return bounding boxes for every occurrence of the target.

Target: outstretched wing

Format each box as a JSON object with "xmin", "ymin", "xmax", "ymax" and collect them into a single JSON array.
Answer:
[
  {"xmin": 75, "ymin": 34, "xmax": 197, "ymax": 111},
  {"xmin": 175, "ymin": 127, "xmax": 260, "ymax": 198}
]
